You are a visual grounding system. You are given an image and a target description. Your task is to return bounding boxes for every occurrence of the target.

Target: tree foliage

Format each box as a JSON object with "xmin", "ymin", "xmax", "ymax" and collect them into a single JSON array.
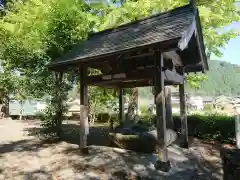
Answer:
[
  {"xmin": 0, "ymin": 0, "xmax": 238, "ymax": 136},
  {"xmin": 0, "ymin": 0, "xmax": 98, "ymax": 136},
  {"xmin": 99, "ymin": 0, "xmax": 239, "ymax": 88},
  {"xmin": 0, "ymin": 0, "xmax": 96, "ymax": 92},
  {"xmin": 100, "ymin": 0, "xmax": 239, "ymax": 56}
]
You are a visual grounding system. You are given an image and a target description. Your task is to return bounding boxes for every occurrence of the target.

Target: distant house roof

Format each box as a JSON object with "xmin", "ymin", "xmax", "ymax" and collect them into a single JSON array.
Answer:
[
  {"xmin": 214, "ymin": 96, "xmax": 234, "ymax": 105},
  {"xmin": 48, "ymin": 3, "xmax": 208, "ymax": 73}
]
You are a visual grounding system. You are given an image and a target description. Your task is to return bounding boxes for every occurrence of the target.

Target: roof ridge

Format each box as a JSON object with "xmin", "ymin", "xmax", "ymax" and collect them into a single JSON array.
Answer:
[
  {"xmin": 89, "ymin": 4, "xmax": 194, "ymax": 38},
  {"xmin": 90, "ymin": 12, "xmax": 193, "ymax": 42}
]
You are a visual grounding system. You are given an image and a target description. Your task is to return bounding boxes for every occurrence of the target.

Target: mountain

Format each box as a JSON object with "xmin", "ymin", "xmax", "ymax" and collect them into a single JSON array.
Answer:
[
  {"xmin": 190, "ymin": 60, "xmax": 240, "ymax": 96},
  {"xmin": 139, "ymin": 60, "xmax": 240, "ymax": 98}
]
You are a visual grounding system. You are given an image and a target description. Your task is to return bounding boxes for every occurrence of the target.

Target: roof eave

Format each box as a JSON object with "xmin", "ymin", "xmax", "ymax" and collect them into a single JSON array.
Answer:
[
  {"xmin": 48, "ymin": 37, "xmax": 181, "ymax": 71},
  {"xmin": 195, "ymin": 8, "xmax": 209, "ymax": 71}
]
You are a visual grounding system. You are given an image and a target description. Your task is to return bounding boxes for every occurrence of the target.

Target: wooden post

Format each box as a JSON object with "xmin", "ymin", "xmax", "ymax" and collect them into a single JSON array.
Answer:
[
  {"xmin": 179, "ymin": 68, "xmax": 188, "ymax": 148},
  {"xmin": 80, "ymin": 66, "xmax": 89, "ymax": 154},
  {"xmin": 154, "ymin": 50, "xmax": 171, "ymax": 172},
  {"xmin": 165, "ymin": 86, "xmax": 173, "ymax": 129},
  {"xmin": 119, "ymin": 88, "xmax": 124, "ymax": 124},
  {"xmin": 235, "ymin": 114, "xmax": 240, "ymax": 149}
]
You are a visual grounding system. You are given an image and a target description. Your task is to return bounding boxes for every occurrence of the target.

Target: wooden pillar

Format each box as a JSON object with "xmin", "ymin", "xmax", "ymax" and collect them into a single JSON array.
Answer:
[
  {"xmin": 154, "ymin": 50, "xmax": 171, "ymax": 172},
  {"xmin": 80, "ymin": 66, "xmax": 89, "ymax": 154},
  {"xmin": 165, "ymin": 86, "xmax": 173, "ymax": 129},
  {"xmin": 119, "ymin": 88, "xmax": 124, "ymax": 124},
  {"xmin": 179, "ymin": 68, "xmax": 188, "ymax": 148}
]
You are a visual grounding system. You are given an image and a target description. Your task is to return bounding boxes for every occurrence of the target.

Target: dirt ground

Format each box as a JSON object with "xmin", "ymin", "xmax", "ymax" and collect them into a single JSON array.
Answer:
[{"xmin": 0, "ymin": 119, "xmax": 223, "ymax": 180}]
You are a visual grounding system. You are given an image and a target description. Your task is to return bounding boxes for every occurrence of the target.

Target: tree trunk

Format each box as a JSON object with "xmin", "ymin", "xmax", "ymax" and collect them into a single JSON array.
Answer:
[
  {"xmin": 126, "ymin": 88, "xmax": 138, "ymax": 121},
  {"xmin": 0, "ymin": 92, "xmax": 9, "ymax": 118},
  {"xmin": 5, "ymin": 96, "xmax": 9, "ymax": 117},
  {"xmin": 19, "ymin": 101, "xmax": 23, "ymax": 121},
  {"xmin": 55, "ymin": 72, "xmax": 64, "ymax": 139},
  {"xmin": 0, "ymin": 104, "xmax": 3, "ymax": 119}
]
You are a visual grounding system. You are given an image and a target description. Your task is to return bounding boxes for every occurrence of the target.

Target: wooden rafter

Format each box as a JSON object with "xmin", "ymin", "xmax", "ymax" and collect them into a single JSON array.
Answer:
[{"xmin": 84, "ymin": 68, "xmax": 184, "ymax": 86}]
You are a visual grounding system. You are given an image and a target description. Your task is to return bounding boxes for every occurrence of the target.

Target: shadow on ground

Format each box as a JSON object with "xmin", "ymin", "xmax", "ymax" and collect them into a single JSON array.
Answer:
[
  {"xmin": 25, "ymin": 122, "xmax": 111, "ymax": 146},
  {"xmin": 0, "ymin": 121, "xmax": 224, "ymax": 179}
]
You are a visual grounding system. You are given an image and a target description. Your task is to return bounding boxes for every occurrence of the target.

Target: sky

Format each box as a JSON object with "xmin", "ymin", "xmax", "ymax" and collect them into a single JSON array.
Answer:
[
  {"xmin": 211, "ymin": 22, "xmax": 240, "ymax": 65},
  {"xmin": 211, "ymin": 1, "xmax": 240, "ymax": 65}
]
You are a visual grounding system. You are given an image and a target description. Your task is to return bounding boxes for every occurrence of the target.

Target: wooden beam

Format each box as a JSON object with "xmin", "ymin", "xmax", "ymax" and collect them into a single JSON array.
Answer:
[
  {"xmin": 48, "ymin": 38, "xmax": 181, "ymax": 72},
  {"xmin": 125, "ymin": 50, "xmax": 183, "ymax": 66},
  {"xmin": 163, "ymin": 51, "xmax": 183, "ymax": 66},
  {"xmin": 90, "ymin": 80, "xmax": 178, "ymax": 88},
  {"xmin": 124, "ymin": 52, "xmax": 153, "ymax": 60},
  {"xmin": 154, "ymin": 51, "xmax": 170, "ymax": 172},
  {"xmin": 179, "ymin": 68, "xmax": 188, "ymax": 148},
  {"xmin": 196, "ymin": 31, "xmax": 207, "ymax": 72},
  {"xmin": 120, "ymin": 80, "xmax": 151, "ymax": 88},
  {"xmin": 118, "ymin": 80, "xmax": 178, "ymax": 88},
  {"xmin": 79, "ymin": 66, "xmax": 89, "ymax": 155},
  {"xmin": 88, "ymin": 50, "xmax": 182, "ymax": 74},
  {"xmin": 107, "ymin": 51, "xmax": 182, "ymax": 67},
  {"xmin": 85, "ymin": 68, "xmax": 184, "ymax": 86},
  {"xmin": 61, "ymin": 50, "xmax": 182, "ymax": 75}
]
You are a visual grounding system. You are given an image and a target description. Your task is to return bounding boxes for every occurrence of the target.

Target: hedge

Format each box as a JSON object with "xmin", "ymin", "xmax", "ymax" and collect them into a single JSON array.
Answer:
[
  {"xmin": 98, "ymin": 113, "xmax": 236, "ymax": 144},
  {"xmin": 173, "ymin": 114, "xmax": 235, "ymax": 144},
  {"xmin": 97, "ymin": 113, "xmax": 118, "ymax": 123}
]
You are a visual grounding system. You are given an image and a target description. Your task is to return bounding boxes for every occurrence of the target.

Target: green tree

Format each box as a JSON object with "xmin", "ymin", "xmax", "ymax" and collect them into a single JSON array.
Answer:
[
  {"xmin": 0, "ymin": 70, "xmax": 19, "ymax": 117},
  {"xmin": 100, "ymin": 0, "xmax": 239, "ymax": 56},
  {"xmin": 189, "ymin": 60, "xmax": 240, "ymax": 96},
  {"xmin": 0, "ymin": 0, "xmax": 97, "ymax": 137},
  {"xmin": 99, "ymin": 0, "xmax": 239, "ymax": 88},
  {"xmin": 96, "ymin": 0, "xmax": 239, "ymax": 116},
  {"xmin": 0, "ymin": 0, "xmax": 238, "ymax": 137}
]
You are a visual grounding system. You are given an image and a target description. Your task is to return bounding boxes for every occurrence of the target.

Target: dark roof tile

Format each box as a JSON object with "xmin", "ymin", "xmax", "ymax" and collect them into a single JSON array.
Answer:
[{"xmin": 51, "ymin": 4, "xmax": 199, "ymax": 66}]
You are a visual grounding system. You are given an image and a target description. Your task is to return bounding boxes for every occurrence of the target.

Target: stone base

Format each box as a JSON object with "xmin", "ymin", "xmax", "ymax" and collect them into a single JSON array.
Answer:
[
  {"xmin": 155, "ymin": 160, "xmax": 171, "ymax": 172},
  {"xmin": 80, "ymin": 147, "xmax": 89, "ymax": 155}
]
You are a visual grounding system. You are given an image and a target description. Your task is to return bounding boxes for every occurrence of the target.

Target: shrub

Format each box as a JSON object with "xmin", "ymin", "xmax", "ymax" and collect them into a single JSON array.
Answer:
[
  {"xmin": 203, "ymin": 104, "xmax": 213, "ymax": 111},
  {"xmin": 138, "ymin": 114, "xmax": 153, "ymax": 126},
  {"xmin": 97, "ymin": 113, "xmax": 118, "ymax": 123},
  {"xmin": 104, "ymin": 112, "xmax": 236, "ymax": 144},
  {"xmin": 97, "ymin": 113, "xmax": 110, "ymax": 123},
  {"xmin": 137, "ymin": 113, "xmax": 235, "ymax": 144},
  {"xmin": 173, "ymin": 114, "xmax": 235, "ymax": 144},
  {"xmin": 139, "ymin": 105, "xmax": 149, "ymax": 115}
]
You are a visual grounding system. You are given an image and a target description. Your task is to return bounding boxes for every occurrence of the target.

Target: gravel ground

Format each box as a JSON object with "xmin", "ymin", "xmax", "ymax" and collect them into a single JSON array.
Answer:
[{"xmin": 0, "ymin": 120, "xmax": 223, "ymax": 180}]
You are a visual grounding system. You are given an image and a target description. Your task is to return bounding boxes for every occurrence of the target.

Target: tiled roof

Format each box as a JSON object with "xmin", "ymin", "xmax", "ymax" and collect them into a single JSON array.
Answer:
[{"xmin": 50, "ymin": 4, "xmax": 198, "ymax": 66}]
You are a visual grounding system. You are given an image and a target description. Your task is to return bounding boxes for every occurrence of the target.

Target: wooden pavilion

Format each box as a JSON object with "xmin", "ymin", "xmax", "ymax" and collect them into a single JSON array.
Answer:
[{"xmin": 48, "ymin": 2, "xmax": 208, "ymax": 172}]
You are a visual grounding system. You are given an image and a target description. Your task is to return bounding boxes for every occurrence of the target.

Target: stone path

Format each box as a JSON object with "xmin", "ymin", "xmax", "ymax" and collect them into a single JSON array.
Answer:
[{"xmin": 0, "ymin": 120, "xmax": 223, "ymax": 180}]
